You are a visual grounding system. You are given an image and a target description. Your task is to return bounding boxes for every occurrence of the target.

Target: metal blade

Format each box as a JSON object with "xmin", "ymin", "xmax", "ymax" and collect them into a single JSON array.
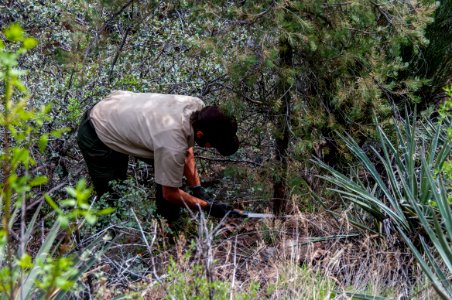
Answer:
[{"xmin": 232, "ymin": 210, "xmax": 275, "ymax": 218}]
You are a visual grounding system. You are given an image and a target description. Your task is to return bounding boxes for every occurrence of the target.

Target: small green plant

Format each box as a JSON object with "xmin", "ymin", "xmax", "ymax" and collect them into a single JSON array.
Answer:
[
  {"xmin": 0, "ymin": 23, "xmax": 109, "ymax": 299},
  {"xmin": 163, "ymin": 255, "xmax": 259, "ymax": 300},
  {"xmin": 66, "ymin": 97, "xmax": 83, "ymax": 125},
  {"xmin": 165, "ymin": 258, "xmax": 229, "ymax": 300},
  {"xmin": 90, "ymin": 178, "xmax": 156, "ymax": 228},
  {"xmin": 45, "ymin": 179, "xmax": 114, "ymax": 228},
  {"xmin": 265, "ymin": 264, "xmax": 337, "ymax": 299}
]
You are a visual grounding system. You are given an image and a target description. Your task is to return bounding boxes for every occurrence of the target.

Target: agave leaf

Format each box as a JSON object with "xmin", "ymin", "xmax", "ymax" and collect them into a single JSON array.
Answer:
[
  {"xmin": 422, "ymin": 238, "xmax": 452, "ymax": 298},
  {"xmin": 340, "ymin": 132, "xmax": 410, "ymax": 227},
  {"xmin": 317, "ymin": 163, "xmax": 407, "ymax": 228},
  {"xmin": 22, "ymin": 202, "xmax": 44, "ymax": 254},
  {"xmin": 52, "ymin": 238, "xmax": 108, "ymax": 300},
  {"xmin": 428, "ymin": 121, "xmax": 441, "ymax": 166},
  {"xmin": 435, "ymin": 142, "xmax": 451, "ymax": 171},
  {"xmin": 399, "ymin": 229, "xmax": 451, "ymax": 299},
  {"xmin": 20, "ymin": 222, "xmax": 60, "ymax": 299},
  {"xmin": 0, "ymin": 206, "xmax": 21, "ymax": 266},
  {"xmin": 421, "ymin": 236, "xmax": 449, "ymax": 287},
  {"xmin": 421, "ymin": 159, "xmax": 452, "ymax": 272},
  {"xmin": 438, "ymin": 178, "xmax": 452, "ymax": 242},
  {"xmin": 334, "ymin": 191, "xmax": 404, "ymax": 226},
  {"xmin": 432, "ymin": 216, "xmax": 452, "ymax": 273},
  {"xmin": 9, "ymin": 207, "xmax": 19, "ymax": 229},
  {"xmin": 407, "ymin": 110, "xmax": 417, "ymax": 196},
  {"xmin": 343, "ymin": 291, "xmax": 388, "ymax": 300},
  {"xmin": 371, "ymin": 146, "xmax": 404, "ymax": 211},
  {"xmin": 419, "ymin": 158, "xmax": 431, "ymax": 205},
  {"xmin": 316, "ymin": 108, "xmax": 451, "ymax": 300}
]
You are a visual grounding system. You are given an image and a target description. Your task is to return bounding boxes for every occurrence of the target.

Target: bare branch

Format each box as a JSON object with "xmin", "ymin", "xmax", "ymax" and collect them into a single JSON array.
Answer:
[{"xmin": 195, "ymin": 155, "xmax": 263, "ymax": 167}]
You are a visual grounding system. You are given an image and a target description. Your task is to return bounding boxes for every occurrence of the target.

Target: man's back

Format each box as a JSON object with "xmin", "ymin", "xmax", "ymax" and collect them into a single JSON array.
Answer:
[{"xmin": 90, "ymin": 90, "xmax": 204, "ymax": 159}]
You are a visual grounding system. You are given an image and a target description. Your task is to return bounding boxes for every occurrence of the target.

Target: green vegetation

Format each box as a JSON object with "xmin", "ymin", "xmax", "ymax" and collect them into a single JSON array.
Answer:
[
  {"xmin": 0, "ymin": 24, "xmax": 109, "ymax": 299},
  {"xmin": 316, "ymin": 92, "xmax": 451, "ymax": 298},
  {"xmin": 1, "ymin": 1, "xmax": 451, "ymax": 299}
]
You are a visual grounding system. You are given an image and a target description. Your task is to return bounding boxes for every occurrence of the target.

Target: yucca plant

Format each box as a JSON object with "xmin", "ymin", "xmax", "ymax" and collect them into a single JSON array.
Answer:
[
  {"xmin": 0, "ymin": 203, "xmax": 106, "ymax": 300},
  {"xmin": 315, "ymin": 104, "xmax": 451, "ymax": 298}
]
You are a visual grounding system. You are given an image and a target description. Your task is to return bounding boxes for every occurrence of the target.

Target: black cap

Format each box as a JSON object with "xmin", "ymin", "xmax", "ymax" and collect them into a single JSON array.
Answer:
[
  {"xmin": 214, "ymin": 134, "xmax": 239, "ymax": 156},
  {"xmin": 197, "ymin": 106, "xmax": 239, "ymax": 156}
]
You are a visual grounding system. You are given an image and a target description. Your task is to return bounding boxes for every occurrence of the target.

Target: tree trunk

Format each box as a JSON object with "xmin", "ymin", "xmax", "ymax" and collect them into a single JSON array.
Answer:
[
  {"xmin": 272, "ymin": 37, "xmax": 292, "ymax": 215},
  {"xmin": 425, "ymin": 0, "xmax": 452, "ymax": 90},
  {"xmin": 417, "ymin": 0, "xmax": 452, "ymax": 109}
]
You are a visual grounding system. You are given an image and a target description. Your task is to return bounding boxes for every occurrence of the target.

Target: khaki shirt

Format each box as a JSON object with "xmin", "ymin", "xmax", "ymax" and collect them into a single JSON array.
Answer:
[{"xmin": 90, "ymin": 90, "xmax": 204, "ymax": 187}]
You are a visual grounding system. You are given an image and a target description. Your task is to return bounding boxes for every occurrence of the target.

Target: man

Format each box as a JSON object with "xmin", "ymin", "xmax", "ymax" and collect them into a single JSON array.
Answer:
[{"xmin": 77, "ymin": 90, "xmax": 239, "ymax": 222}]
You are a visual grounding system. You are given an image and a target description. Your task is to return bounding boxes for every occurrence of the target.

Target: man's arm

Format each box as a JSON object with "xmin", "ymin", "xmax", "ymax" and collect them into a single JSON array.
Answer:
[
  {"xmin": 183, "ymin": 146, "xmax": 213, "ymax": 202},
  {"xmin": 184, "ymin": 147, "xmax": 201, "ymax": 187},
  {"xmin": 161, "ymin": 147, "xmax": 234, "ymax": 216},
  {"xmin": 162, "ymin": 186, "xmax": 208, "ymax": 210},
  {"xmin": 162, "ymin": 186, "xmax": 235, "ymax": 218},
  {"xmin": 160, "ymin": 148, "xmax": 209, "ymax": 210}
]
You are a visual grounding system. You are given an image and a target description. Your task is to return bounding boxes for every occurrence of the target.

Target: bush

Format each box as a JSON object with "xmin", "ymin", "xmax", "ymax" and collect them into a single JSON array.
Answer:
[{"xmin": 0, "ymin": 23, "xmax": 109, "ymax": 299}]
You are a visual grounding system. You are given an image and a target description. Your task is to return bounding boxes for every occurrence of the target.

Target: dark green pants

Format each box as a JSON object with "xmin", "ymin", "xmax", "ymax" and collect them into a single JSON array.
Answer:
[{"xmin": 76, "ymin": 109, "xmax": 180, "ymax": 222}]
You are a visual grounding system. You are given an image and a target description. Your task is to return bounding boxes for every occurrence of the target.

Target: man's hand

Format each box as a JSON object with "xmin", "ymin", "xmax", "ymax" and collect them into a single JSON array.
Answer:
[
  {"xmin": 190, "ymin": 185, "xmax": 213, "ymax": 203},
  {"xmin": 204, "ymin": 202, "xmax": 241, "ymax": 218}
]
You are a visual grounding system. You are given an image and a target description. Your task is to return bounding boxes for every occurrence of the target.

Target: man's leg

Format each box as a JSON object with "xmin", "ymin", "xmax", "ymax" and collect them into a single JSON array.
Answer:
[
  {"xmin": 155, "ymin": 184, "xmax": 181, "ymax": 223},
  {"xmin": 137, "ymin": 157, "xmax": 181, "ymax": 223},
  {"xmin": 76, "ymin": 110, "xmax": 128, "ymax": 202}
]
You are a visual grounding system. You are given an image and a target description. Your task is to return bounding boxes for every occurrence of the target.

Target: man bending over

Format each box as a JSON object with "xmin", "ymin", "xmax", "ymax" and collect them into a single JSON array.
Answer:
[{"xmin": 77, "ymin": 90, "xmax": 239, "ymax": 222}]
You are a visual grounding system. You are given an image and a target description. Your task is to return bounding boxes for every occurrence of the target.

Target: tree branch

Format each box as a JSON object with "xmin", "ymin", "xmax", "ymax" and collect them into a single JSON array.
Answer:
[
  {"xmin": 108, "ymin": 26, "xmax": 132, "ymax": 83},
  {"xmin": 195, "ymin": 155, "xmax": 263, "ymax": 167},
  {"xmin": 84, "ymin": 0, "xmax": 135, "ymax": 60}
]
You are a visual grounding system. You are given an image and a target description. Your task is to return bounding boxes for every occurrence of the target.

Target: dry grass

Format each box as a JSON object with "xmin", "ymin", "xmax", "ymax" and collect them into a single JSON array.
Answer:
[
  {"xmin": 80, "ymin": 207, "xmax": 435, "ymax": 299},
  {"xmin": 42, "ymin": 160, "xmax": 436, "ymax": 299}
]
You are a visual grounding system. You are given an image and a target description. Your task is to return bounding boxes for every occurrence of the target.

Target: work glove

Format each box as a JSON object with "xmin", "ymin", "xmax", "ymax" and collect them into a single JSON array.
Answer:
[
  {"xmin": 190, "ymin": 185, "xmax": 213, "ymax": 203},
  {"xmin": 204, "ymin": 202, "xmax": 242, "ymax": 218}
]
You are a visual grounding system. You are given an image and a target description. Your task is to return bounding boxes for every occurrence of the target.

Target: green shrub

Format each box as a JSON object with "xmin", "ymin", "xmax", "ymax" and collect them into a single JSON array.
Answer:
[{"xmin": 0, "ymin": 23, "xmax": 109, "ymax": 299}]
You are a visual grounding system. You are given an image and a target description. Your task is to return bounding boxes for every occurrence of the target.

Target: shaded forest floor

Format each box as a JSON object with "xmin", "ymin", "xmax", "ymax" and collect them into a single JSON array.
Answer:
[
  {"xmin": 28, "ymin": 155, "xmax": 436, "ymax": 299},
  {"xmin": 78, "ymin": 210, "xmax": 430, "ymax": 299}
]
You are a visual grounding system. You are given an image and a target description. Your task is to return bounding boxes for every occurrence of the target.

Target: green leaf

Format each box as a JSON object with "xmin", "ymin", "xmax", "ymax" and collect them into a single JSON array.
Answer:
[
  {"xmin": 22, "ymin": 37, "xmax": 38, "ymax": 50},
  {"xmin": 12, "ymin": 78, "xmax": 27, "ymax": 92},
  {"xmin": 4, "ymin": 23, "xmax": 24, "ymax": 42},
  {"xmin": 60, "ymin": 199, "xmax": 76, "ymax": 207},
  {"xmin": 56, "ymin": 278, "xmax": 74, "ymax": 290},
  {"xmin": 57, "ymin": 215, "xmax": 69, "ymax": 228},
  {"xmin": 0, "ymin": 229, "xmax": 7, "ymax": 246},
  {"xmin": 98, "ymin": 207, "xmax": 115, "ymax": 215},
  {"xmin": 85, "ymin": 214, "xmax": 97, "ymax": 225},
  {"xmin": 79, "ymin": 203, "xmax": 90, "ymax": 210},
  {"xmin": 29, "ymin": 175, "xmax": 48, "ymax": 187},
  {"xmin": 11, "ymin": 148, "xmax": 30, "ymax": 168},
  {"xmin": 65, "ymin": 187, "xmax": 77, "ymax": 198},
  {"xmin": 17, "ymin": 254, "xmax": 33, "ymax": 269},
  {"xmin": 0, "ymin": 52, "xmax": 18, "ymax": 67},
  {"xmin": 50, "ymin": 127, "xmax": 70, "ymax": 138},
  {"xmin": 44, "ymin": 194, "xmax": 61, "ymax": 213},
  {"xmin": 76, "ymin": 178, "xmax": 88, "ymax": 190},
  {"xmin": 38, "ymin": 134, "xmax": 49, "ymax": 153}
]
